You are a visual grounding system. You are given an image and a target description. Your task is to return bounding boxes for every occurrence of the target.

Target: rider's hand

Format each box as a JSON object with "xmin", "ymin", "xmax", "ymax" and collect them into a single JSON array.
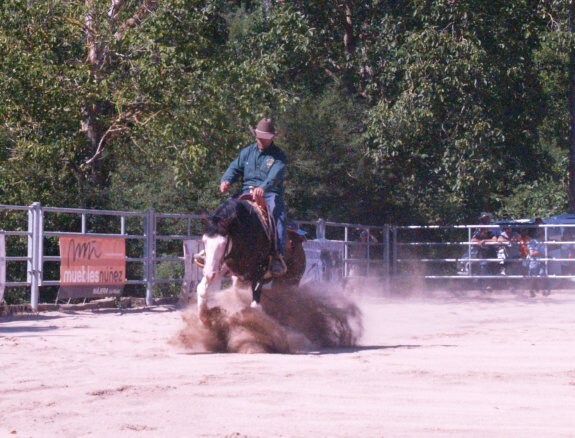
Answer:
[
  {"xmin": 252, "ymin": 186, "xmax": 265, "ymax": 201},
  {"xmin": 220, "ymin": 181, "xmax": 230, "ymax": 193}
]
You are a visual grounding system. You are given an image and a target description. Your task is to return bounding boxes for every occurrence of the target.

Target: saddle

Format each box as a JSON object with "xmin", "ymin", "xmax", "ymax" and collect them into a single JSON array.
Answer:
[{"xmin": 237, "ymin": 192, "xmax": 274, "ymax": 242}]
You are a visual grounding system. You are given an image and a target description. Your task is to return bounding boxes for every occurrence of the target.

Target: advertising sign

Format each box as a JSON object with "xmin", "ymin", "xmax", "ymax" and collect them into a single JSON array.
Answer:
[
  {"xmin": 0, "ymin": 233, "xmax": 5, "ymax": 303},
  {"xmin": 59, "ymin": 236, "xmax": 126, "ymax": 299}
]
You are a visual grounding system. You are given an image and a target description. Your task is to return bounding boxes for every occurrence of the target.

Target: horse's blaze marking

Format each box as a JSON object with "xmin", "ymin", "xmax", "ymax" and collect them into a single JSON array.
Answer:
[{"xmin": 202, "ymin": 234, "xmax": 228, "ymax": 279}]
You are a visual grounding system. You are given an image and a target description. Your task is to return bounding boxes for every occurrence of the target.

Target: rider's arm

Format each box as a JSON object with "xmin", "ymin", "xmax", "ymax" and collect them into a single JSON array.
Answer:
[{"xmin": 221, "ymin": 148, "xmax": 248, "ymax": 186}]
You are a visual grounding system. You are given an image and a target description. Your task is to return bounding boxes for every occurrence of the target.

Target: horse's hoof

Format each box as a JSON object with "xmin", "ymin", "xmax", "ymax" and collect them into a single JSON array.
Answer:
[{"xmin": 250, "ymin": 301, "xmax": 262, "ymax": 309}]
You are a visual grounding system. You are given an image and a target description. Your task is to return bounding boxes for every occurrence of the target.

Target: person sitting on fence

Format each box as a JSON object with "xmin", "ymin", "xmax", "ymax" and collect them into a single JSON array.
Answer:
[
  {"xmin": 516, "ymin": 227, "xmax": 532, "ymax": 275},
  {"xmin": 471, "ymin": 212, "xmax": 498, "ymax": 275},
  {"xmin": 497, "ymin": 225, "xmax": 519, "ymax": 275},
  {"xmin": 526, "ymin": 227, "xmax": 548, "ymax": 297}
]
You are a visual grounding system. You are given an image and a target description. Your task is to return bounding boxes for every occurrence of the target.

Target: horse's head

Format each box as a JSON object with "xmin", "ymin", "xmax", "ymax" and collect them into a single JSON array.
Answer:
[
  {"xmin": 204, "ymin": 198, "xmax": 239, "ymax": 237},
  {"xmin": 201, "ymin": 199, "xmax": 239, "ymax": 279},
  {"xmin": 201, "ymin": 233, "xmax": 228, "ymax": 280}
]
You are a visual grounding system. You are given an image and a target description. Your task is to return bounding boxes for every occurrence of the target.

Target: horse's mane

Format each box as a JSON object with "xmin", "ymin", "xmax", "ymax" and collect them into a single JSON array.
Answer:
[{"xmin": 205, "ymin": 198, "xmax": 253, "ymax": 237}]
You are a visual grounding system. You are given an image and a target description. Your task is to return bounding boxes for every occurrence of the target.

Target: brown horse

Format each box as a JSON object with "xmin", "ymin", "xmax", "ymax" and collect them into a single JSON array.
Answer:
[{"xmin": 196, "ymin": 197, "xmax": 305, "ymax": 312}]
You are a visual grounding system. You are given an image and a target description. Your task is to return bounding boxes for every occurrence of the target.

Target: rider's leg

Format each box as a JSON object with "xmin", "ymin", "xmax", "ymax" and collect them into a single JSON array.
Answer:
[{"xmin": 265, "ymin": 193, "xmax": 287, "ymax": 276}]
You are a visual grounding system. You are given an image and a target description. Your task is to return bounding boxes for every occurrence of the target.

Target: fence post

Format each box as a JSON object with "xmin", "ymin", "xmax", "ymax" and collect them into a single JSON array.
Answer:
[
  {"xmin": 144, "ymin": 208, "xmax": 156, "ymax": 306},
  {"xmin": 27, "ymin": 202, "xmax": 42, "ymax": 311},
  {"xmin": 316, "ymin": 218, "xmax": 326, "ymax": 240},
  {"xmin": 343, "ymin": 226, "xmax": 349, "ymax": 278},
  {"xmin": 383, "ymin": 224, "xmax": 391, "ymax": 295}
]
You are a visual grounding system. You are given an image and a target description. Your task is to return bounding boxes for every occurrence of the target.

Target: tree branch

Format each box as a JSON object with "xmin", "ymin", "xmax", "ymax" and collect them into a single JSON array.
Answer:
[
  {"xmin": 84, "ymin": 125, "xmax": 125, "ymax": 165},
  {"xmin": 108, "ymin": 0, "xmax": 126, "ymax": 19},
  {"xmin": 114, "ymin": 0, "xmax": 158, "ymax": 40},
  {"xmin": 85, "ymin": 0, "xmax": 103, "ymax": 71}
]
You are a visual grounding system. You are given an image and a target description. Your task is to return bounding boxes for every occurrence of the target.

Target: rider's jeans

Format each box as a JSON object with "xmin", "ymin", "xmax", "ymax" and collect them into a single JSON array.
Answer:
[{"xmin": 265, "ymin": 193, "xmax": 286, "ymax": 256}]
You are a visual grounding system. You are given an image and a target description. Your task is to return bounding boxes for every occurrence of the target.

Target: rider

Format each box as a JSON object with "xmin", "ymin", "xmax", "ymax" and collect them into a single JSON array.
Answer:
[{"xmin": 220, "ymin": 117, "xmax": 288, "ymax": 277}]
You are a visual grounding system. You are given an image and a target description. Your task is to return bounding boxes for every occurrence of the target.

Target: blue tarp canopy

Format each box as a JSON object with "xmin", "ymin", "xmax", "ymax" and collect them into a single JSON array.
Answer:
[
  {"xmin": 542, "ymin": 212, "xmax": 575, "ymax": 224},
  {"xmin": 540, "ymin": 213, "xmax": 575, "ymax": 239}
]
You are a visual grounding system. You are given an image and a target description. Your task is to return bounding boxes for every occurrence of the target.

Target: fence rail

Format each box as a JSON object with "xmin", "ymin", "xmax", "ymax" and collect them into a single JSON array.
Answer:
[
  {"xmin": 391, "ymin": 222, "xmax": 575, "ymax": 293},
  {"xmin": 4, "ymin": 203, "xmax": 573, "ymax": 310},
  {"xmin": 0, "ymin": 203, "xmax": 390, "ymax": 310}
]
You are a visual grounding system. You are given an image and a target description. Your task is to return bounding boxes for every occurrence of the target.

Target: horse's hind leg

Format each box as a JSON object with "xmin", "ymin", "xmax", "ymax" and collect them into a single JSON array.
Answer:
[{"xmin": 250, "ymin": 281, "xmax": 263, "ymax": 309}]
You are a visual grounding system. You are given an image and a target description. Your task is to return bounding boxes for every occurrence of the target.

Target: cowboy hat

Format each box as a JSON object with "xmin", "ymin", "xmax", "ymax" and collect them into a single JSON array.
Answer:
[{"xmin": 251, "ymin": 118, "xmax": 275, "ymax": 140}]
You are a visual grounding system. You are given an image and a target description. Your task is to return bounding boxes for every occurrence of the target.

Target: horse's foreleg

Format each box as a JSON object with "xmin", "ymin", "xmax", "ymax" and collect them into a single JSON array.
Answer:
[
  {"xmin": 196, "ymin": 276, "xmax": 210, "ymax": 313},
  {"xmin": 196, "ymin": 271, "xmax": 224, "ymax": 314},
  {"xmin": 250, "ymin": 280, "xmax": 263, "ymax": 309}
]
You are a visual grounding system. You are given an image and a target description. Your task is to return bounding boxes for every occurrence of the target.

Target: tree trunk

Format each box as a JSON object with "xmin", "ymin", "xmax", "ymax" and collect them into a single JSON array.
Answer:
[
  {"xmin": 262, "ymin": 0, "xmax": 272, "ymax": 19},
  {"xmin": 83, "ymin": 0, "xmax": 106, "ymax": 187},
  {"xmin": 343, "ymin": 0, "xmax": 355, "ymax": 58}
]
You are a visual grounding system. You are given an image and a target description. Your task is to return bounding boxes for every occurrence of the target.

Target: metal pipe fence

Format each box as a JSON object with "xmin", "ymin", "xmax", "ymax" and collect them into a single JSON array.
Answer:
[
  {"xmin": 1, "ymin": 203, "xmax": 207, "ymax": 309},
  {"xmin": 8, "ymin": 202, "xmax": 570, "ymax": 309},
  {"xmin": 391, "ymin": 223, "xmax": 575, "ymax": 292},
  {"xmin": 0, "ymin": 203, "xmax": 389, "ymax": 310}
]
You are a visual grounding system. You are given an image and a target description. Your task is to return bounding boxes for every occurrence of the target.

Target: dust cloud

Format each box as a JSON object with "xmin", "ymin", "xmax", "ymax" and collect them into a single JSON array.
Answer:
[{"xmin": 174, "ymin": 282, "xmax": 363, "ymax": 354}]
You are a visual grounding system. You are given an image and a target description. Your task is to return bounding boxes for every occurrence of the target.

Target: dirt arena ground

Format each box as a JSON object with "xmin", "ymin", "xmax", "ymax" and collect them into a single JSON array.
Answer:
[{"xmin": 2, "ymin": 286, "xmax": 575, "ymax": 437}]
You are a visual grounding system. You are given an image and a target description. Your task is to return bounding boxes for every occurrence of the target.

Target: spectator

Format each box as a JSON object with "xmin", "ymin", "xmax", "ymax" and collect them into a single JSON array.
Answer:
[
  {"xmin": 497, "ymin": 225, "xmax": 519, "ymax": 275},
  {"xmin": 471, "ymin": 212, "xmax": 498, "ymax": 275},
  {"xmin": 517, "ymin": 227, "xmax": 532, "ymax": 274},
  {"xmin": 527, "ymin": 227, "xmax": 548, "ymax": 297}
]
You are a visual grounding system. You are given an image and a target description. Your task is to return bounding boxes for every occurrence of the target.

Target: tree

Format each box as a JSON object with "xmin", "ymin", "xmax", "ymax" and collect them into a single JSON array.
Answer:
[
  {"xmin": 1, "ymin": 0, "xmax": 571, "ymax": 226},
  {"xmin": 362, "ymin": 0, "xmax": 548, "ymax": 223},
  {"xmin": 0, "ymin": 1, "xmax": 313, "ymax": 211}
]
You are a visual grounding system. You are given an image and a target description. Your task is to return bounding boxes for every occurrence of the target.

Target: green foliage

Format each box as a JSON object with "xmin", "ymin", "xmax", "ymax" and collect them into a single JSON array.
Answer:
[
  {"xmin": 154, "ymin": 260, "xmax": 185, "ymax": 297},
  {"xmin": 282, "ymin": 84, "xmax": 377, "ymax": 222},
  {"xmin": 363, "ymin": 0, "xmax": 549, "ymax": 223},
  {"xmin": 0, "ymin": 0, "xmax": 573, "ymax": 226}
]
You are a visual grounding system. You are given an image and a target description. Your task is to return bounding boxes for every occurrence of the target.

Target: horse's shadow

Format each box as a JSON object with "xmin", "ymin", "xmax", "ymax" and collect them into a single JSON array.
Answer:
[
  {"xmin": 308, "ymin": 344, "xmax": 424, "ymax": 355},
  {"xmin": 0, "ymin": 325, "xmax": 60, "ymax": 334}
]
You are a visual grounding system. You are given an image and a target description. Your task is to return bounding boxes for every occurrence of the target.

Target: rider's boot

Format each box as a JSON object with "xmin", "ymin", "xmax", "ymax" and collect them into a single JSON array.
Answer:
[{"xmin": 270, "ymin": 254, "xmax": 287, "ymax": 277}]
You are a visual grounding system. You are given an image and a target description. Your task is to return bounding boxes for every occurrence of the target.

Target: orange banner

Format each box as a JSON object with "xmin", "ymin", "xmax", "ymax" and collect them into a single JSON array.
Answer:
[{"xmin": 59, "ymin": 236, "xmax": 126, "ymax": 287}]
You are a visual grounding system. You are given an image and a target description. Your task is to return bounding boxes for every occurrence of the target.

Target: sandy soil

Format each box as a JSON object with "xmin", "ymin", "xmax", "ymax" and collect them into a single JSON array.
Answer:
[{"xmin": 2, "ymin": 287, "xmax": 575, "ymax": 437}]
